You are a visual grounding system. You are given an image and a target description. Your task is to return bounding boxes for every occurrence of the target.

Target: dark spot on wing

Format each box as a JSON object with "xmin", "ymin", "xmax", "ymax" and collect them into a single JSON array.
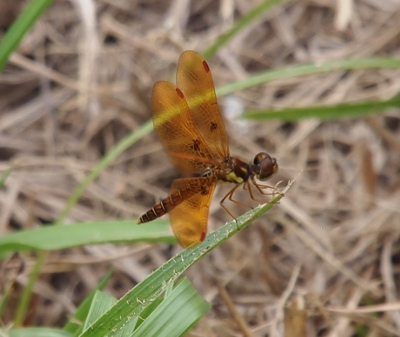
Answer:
[
  {"xmin": 210, "ymin": 122, "xmax": 218, "ymax": 131},
  {"xmin": 200, "ymin": 185, "xmax": 208, "ymax": 195},
  {"xmin": 192, "ymin": 139, "xmax": 201, "ymax": 151}
]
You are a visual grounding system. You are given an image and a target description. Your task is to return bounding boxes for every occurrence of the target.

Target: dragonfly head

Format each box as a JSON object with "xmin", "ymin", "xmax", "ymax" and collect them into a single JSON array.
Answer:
[{"xmin": 252, "ymin": 152, "xmax": 278, "ymax": 181}]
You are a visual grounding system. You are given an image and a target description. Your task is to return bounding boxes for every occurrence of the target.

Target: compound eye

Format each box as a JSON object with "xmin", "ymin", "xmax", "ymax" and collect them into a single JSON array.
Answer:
[
  {"xmin": 253, "ymin": 152, "xmax": 278, "ymax": 181},
  {"xmin": 254, "ymin": 152, "xmax": 268, "ymax": 166}
]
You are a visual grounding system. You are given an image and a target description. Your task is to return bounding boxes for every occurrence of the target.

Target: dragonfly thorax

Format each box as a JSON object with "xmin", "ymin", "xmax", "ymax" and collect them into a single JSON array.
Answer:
[{"xmin": 216, "ymin": 157, "xmax": 252, "ymax": 184}]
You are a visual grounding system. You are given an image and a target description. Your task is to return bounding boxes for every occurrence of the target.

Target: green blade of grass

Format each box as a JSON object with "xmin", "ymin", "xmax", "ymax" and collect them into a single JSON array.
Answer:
[
  {"xmin": 0, "ymin": 328, "xmax": 72, "ymax": 337},
  {"xmin": 132, "ymin": 278, "xmax": 211, "ymax": 337},
  {"xmin": 64, "ymin": 270, "xmax": 114, "ymax": 335},
  {"xmin": 0, "ymin": 0, "xmax": 55, "ymax": 72},
  {"xmin": 216, "ymin": 57, "xmax": 400, "ymax": 97},
  {"xmin": 0, "ymin": 168, "xmax": 12, "ymax": 188},
  {"xmin": 0, "ymin": 220, "xmax": 174, "ymax": 258},
  {"xmin": 242, "ymin": 97, "xmax": 400, "ymax": 121},
  {"xmin": 78, "ymin": 190, "xmax": 286, "ymax": 337},
  {"xmin": 82, "ymin": 290, "xmax": 138, "ymax": 337},
  {"xmin": 83, "ymin": 291, "xmax": 117, "ymax": 331}
]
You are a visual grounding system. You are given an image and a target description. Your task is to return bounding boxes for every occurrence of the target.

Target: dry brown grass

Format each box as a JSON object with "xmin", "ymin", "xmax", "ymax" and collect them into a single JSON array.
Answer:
[{"xmin": 1, "ymin": 0, "xmax": 400, "ymax": 335}]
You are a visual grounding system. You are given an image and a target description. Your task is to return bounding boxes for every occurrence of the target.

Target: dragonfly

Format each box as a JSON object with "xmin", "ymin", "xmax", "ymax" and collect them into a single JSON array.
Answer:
[{"xmin": 138, "ymin": 50, "xmax": 278, "ymax": 248}]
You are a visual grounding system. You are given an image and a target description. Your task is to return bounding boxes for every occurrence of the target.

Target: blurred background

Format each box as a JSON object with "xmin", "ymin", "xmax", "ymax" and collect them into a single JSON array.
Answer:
[{"xmin": 1, "ymin": 0, "xmax": 400, "ymax": 335}]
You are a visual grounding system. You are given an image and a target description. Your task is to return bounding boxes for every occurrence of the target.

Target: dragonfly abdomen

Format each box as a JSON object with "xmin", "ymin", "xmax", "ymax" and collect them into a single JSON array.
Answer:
[{"xmin": 137, "ymin": 192, "xmax": 183, "ymax": 223}]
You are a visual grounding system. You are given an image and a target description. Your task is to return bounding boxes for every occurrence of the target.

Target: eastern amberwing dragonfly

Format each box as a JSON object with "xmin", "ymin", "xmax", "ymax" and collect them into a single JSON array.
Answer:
[{"xmin": 138, "ymin": 50, "xmax": 278, "ymax": 248}]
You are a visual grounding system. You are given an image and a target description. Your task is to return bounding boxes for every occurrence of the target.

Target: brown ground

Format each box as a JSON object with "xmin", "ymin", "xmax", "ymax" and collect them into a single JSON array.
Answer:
[{"xmin": 1, "ymin": 0, "xmax": 400, "ymax": 336}]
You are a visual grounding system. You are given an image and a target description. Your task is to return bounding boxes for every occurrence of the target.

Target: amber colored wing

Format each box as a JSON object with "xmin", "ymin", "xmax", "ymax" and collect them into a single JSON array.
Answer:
[
  {"xmin": 152, "ymin": 81, "xmax": 215, "ymax": 173},
  {"xmin": 177, "ymin": 50, "xmax": 229, "ymax": 160},
  {"xmin": 168, "ymin": 176, "xmax": 217, "ymax": 248}
]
